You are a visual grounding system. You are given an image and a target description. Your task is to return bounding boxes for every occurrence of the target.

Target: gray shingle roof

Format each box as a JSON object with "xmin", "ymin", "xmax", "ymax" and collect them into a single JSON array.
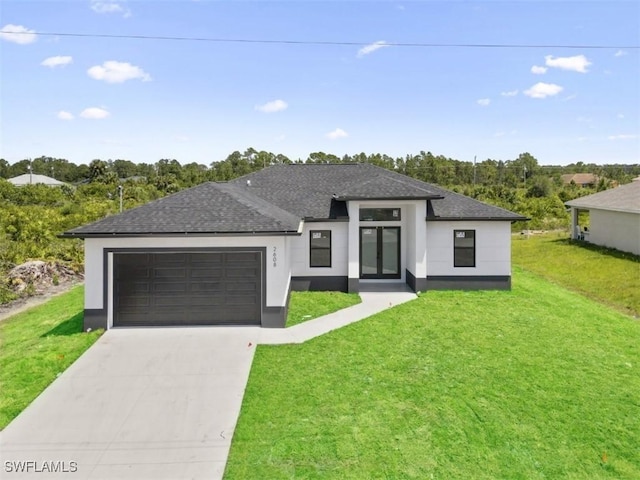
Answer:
[
  {"xmin": 232, "ymin": 163, "xmax": 526, "ymax": 221},
  {"xmin": 422, "ymin": 183, "xmax": 529, "ymax": 220},
  {"xmin": 230, "ymin": 163, "xmax": 441, "ymax": 219},
  {"xmin": 62, "ymin": 182, "xmax": 301, "ymax": 237},
  {"xmin": 62, "ymin": 163, "xmax": 527, "ymax": 237},
  {"xmin": 565, "ymin": 181, "xmax": 640, "ymax": 214}
]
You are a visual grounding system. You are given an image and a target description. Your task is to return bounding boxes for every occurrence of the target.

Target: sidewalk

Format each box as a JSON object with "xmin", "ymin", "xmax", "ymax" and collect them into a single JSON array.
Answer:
[{"xmin": 258, "ymin": 285, "xmax": 417, "ymax": 345}]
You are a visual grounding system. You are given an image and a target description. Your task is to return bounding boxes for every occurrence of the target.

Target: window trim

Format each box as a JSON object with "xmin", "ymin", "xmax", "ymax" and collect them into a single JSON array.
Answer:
[
  {"xmin": 309, "ymin": 230, "xmax": 332, "ymax": 268},
  {"xmin": 359, "ymin": 208, "xmax": 401, "ymax": 222},
  {"xmin": 453, "ymin": 229, "xmax": 476, "ymax": 268}
]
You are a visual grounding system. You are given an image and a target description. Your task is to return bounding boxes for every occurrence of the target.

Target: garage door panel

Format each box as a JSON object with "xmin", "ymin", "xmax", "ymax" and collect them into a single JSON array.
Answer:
[
  {"xmin": 191, "ymin": 282, "xmax": 223, "ymax": 293},
  {"xmin": 118, "ymin": 297, "xmax": 151, "ymax": 308},
  {"xmin": 154, "ymin": 296, "xmax": 192, "ymax": 307},
  {"xmin": 229, "ymin": 281, "xmax": 259, "ymax": 292},
  {"xmin": 190, "ymin": 268, "xmax": 224, "ymax": 279},
  {"xmin": 114, "ymin": 251, "xmax": 261, "ymax": 327}
]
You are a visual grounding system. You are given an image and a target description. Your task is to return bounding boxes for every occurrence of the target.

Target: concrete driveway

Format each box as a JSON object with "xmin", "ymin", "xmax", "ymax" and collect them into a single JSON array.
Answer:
[
  {"xmin": 1, "ymin": 287, "xmax": 416, "ymax": 479},
  {"xmin": 0, "ymin": 327, "xmax": 257, "ymax": 480}
]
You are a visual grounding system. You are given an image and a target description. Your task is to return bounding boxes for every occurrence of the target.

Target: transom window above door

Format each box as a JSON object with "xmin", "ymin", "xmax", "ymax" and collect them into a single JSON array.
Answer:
[{"xmin": 359, "ymin": 208, "xmax": 401, "ymax": 221}]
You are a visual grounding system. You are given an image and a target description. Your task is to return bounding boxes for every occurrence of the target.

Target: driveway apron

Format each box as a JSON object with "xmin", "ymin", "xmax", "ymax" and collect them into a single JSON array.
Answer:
[{"xmin": 0, "ymin": 327, "xmax": 257, "ymax": 480}]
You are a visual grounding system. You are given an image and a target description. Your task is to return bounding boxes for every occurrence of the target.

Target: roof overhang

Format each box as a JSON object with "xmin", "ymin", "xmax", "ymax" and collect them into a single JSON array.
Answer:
[
  {"xmin": 426, "ymin": 216, "xmax": 530, "ymax": 222},
  {"xmin": 59, "ymin": 230, "xmax": 302, "ymax": 239},
  {"xmin": 565, "ymin": 204, "xmax": 639, "ymax": 215},
  {"xmin": 335, "ymin": 195, "xmax": 444, "ymax": 201}
]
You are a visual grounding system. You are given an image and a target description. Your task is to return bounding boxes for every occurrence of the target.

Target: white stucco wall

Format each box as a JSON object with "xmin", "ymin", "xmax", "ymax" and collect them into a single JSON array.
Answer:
[
  {"xmin": 289, "ymin": 222, "xmax": 349, "ymax": 276},
  {"xmin": 84, "ymin": 236, "xmax": 292, "ymax": 325},
  {"xmin": 589, "ymin": 209, "xmax": 640, "ymax": 255},
  {"xmin": 426, "ymin": 221, "xmax": 512, "ymax": 276}
]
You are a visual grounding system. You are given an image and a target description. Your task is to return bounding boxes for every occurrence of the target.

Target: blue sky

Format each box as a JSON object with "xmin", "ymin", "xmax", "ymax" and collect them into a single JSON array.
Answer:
[{"xmin": 1, "ymin": 1, "xmax": 638, "ymax": 167}]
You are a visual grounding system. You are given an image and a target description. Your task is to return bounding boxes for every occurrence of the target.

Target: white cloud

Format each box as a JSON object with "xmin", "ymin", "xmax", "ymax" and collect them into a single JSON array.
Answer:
[
  {"xmin": 57, "ymin": 111, "xmax": 74, "ymax": 120},
  {"xmin": 90, "ymin": 1, "xmax": 131, "ymax": 17},
  {"xmin": 494, "ymin": 131, "xmax": 506, "ymax": 137},
  {"xmin": 524, "ymin": 82, "xmax": 563, "ymax": 99},
  {"xmin": 41, "ymin": 55, "xmax": 73, "ymax": 68},
  {"xmin": 255, "ymin": 99, "xmax": 288, "ymax": 113},
  {"xmin": 0, "ymin": 24, "xmax": 37, "ymax": 44},
  {"xmin": 614, "ymin": 50, "xmax": 627, "ymax": 57},
  {"xmin": 357, "ymin": 41, "xmax": 389, "ymax": 58},
  {"xmin": 531, "ymin": 65, "xmax": 547, "ymax": 74},
  {"xmin": 544, "ymin": 54, "xmax": 592, "ymax": 73},
  {"xmin": 607, "ymin": 134, "xmax": 637, "ymax": 140},
  {"xmin": 477, "ymin": 98, "xmax": 491, "ymax": 107},
  {"xmin": 80, "ymin": 107, "xmax": 110, "ymax": 119},
  {"xmin": 617, "ymin": 113, "xmax": 625, "ymax": 119},
  {"xmin": 87, "ymin": 61, "xmax": 151, "ymax": 83},
  {"xmin": 501, "ymin": 90, "xmax": 518, "ymax": 97},
  {"xmin": 326, "ymin": 128, "xmax": 348, "ymax": 140}
]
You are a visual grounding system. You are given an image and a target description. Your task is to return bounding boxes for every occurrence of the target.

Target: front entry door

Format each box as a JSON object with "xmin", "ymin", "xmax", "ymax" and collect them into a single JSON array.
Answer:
[{"xmin": 360, "ymin": 227, "xmax": 401, "ymax": 279}]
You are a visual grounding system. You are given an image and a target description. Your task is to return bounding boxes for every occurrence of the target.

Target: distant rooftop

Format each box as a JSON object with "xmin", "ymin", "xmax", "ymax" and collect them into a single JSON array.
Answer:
[{"xmin": 8, "ymin": 173, "xmax": 66, "ymax": 186}]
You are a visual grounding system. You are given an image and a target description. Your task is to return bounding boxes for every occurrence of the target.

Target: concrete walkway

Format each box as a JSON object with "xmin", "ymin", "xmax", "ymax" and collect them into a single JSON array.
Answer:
[
  {"xmin": 0, "ymin": 287, "xmax": 416, "ymax": 480},
  {"xmin": 259, "ymin": 284, "xmax": 417, "ymax": 344}
]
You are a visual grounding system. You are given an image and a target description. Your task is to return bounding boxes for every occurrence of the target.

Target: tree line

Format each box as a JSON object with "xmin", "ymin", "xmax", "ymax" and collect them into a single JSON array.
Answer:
[{"xmin": 1, "ymin": 149, "xmax": 638, "ymax": 192}]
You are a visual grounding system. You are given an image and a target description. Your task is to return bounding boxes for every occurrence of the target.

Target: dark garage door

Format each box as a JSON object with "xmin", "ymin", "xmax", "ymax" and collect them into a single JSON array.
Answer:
[{"xmin": 114, "ymin": 251, "xmax": 261, "ymax": 327}]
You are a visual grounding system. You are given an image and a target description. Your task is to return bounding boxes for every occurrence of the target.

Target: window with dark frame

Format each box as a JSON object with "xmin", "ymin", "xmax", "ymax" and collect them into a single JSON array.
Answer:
[
  {"xmin": 359, "ymin": 208, "xmax": 401, "ymax": 221},
  {"xmin": 454, "ymin": 230, "xmax": 476, "ymax": 267},
  {"xmin": 310, "ymin": 230, "xmax": 331, "ymax": 267}
]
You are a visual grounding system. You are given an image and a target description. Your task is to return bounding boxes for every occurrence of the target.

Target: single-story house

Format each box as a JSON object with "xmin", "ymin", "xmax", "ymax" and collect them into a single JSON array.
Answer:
[
  {"xmin": 8, "ymin": 173, "xmax": 66, "ymax": 186},
  {"xmin": 62, "ymin": 163, "xmax": 527, "ymax": 330},
  {"xmin": 560, "ymin": 173, "xmax": 598, "ymax": 188},
  {"xmin": 566, "ymin": 181, "xmax": 640, "ymax": 255}
]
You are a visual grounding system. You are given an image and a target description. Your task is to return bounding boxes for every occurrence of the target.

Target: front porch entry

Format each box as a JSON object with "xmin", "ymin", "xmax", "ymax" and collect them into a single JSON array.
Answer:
[{"xmin": 359, "ymin": 226, "xmax": 401, "ymax": 279}]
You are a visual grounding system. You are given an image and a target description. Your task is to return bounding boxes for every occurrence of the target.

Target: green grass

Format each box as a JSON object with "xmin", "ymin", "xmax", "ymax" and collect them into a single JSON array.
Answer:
[
  {"xmin": 225, "ymin": 268, "xmax": 640, "ymax": 479},
  {"xmin": 513, "ymin": 232, "xmax": 640, "ymax": 318},
  {"xmin": 0, "ymin": 286, "xmax": 102, "ymax": 430},
  {"xmin": 286, "ymin": 291, "xmax": 361, "ymax": 327}
]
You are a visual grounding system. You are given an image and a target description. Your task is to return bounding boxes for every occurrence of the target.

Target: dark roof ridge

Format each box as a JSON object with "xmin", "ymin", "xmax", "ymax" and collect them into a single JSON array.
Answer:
[{"xmin": 215, "ymin": 182, "xmax": 301, "ymax": 230}]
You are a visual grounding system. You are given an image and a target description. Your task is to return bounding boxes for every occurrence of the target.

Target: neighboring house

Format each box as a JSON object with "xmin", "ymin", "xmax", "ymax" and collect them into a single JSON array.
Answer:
[
  {"xmin": 566, "ymin": 181, "xmax": 640, "ymax": 255},
  {"xmin": 61, "ymin": 163, "xmax": 527, "ymax": 330},
  {"xmin": 7, "ymin": 173, "xmax": 66, "ymax": 186},
  {"xmin": 560, "ymin": 173, "xmax": 598, "ymax": 188}
]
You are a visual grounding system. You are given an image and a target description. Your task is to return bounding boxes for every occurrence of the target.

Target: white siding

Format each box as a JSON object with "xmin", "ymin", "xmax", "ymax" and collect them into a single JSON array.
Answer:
[
  {"xmin": 290, "ymin": 222, "xmax": 349, "ymax": 276},
  {"xmin": 589, "ymin": 209, "xmax": 640, "ymax": 255},
  {"xmin": 84, "ymin": 236, "xmax": 292, "ymax": 326},
  {"xmin": 426, "ymin": 221, "xmax": 512, "ymax": 276}
]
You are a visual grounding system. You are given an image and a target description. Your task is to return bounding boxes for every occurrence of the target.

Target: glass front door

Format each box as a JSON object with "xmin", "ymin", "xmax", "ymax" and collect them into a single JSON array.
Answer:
[{"xmin": 359, "ymin": 227, "xmax": 400, "ymax": 279}]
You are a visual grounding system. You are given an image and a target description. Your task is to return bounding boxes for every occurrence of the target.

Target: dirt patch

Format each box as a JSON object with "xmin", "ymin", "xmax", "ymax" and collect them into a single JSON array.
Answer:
[{"xmin": 0, "ymin": 261, "xmax": 84, "ymax": 323}]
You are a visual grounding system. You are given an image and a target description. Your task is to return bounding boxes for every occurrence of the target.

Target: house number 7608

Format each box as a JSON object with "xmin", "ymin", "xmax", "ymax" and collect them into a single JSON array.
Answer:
[{"xmin": 272, "ymin": 247, "xmax": 277, "ymax": 267}]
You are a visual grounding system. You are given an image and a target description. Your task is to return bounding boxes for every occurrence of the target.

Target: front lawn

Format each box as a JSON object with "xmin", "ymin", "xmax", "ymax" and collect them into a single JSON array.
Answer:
[
  {"xmin": 286, "ymin": 291, "xmax": 361, "ymax": 327},
  {"xmin": 0, "ymin": 286, "xmax": 102, "ymax": 430},
  {"xmin": 513, "ymin": 232, "xmax": 640, "ymax": 317},
  {"xmin": 225, "ymin": 268, "xmax": 640, "ymax": 479}
]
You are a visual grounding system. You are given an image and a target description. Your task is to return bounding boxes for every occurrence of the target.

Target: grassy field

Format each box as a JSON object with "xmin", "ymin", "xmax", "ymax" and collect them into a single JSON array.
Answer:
[
  {"xmin": 287, "ymin": 292, "xmax": 361, "ymax": 327},
  {"xmin": 0, "ymin": 286, "xmax": 102, "ymax": 430},
  {"xmin": 512, "ymin": 232, "xmax": 640, "ymax": 318},
  {"xmin": 225, "ymin": 268, "xmax": 640, "ymax": 479}
]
